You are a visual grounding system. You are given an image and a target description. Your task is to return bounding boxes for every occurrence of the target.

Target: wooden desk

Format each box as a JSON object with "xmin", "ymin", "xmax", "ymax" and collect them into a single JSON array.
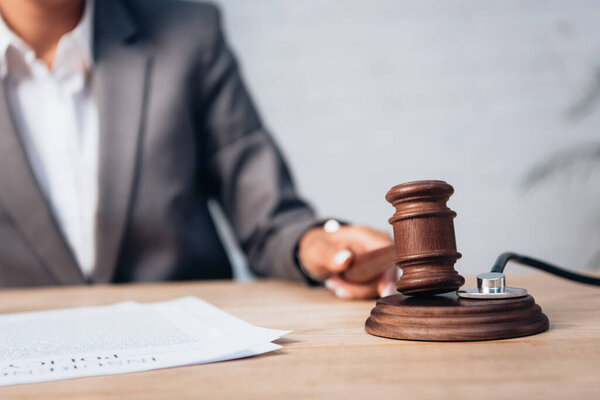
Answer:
[{"xmin": 0, "ymin": 274, "xmax": 599, "ymax": 399}]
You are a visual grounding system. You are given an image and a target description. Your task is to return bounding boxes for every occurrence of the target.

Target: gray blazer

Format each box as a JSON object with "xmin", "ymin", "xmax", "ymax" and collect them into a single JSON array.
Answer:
[{"xmin": 0, "ymin": 0, "xmax": 318, "ymax": 287}]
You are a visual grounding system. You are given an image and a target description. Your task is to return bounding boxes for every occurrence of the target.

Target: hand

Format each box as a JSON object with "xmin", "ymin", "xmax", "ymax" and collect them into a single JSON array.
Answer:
[{"xmin": 298, "ymin": 224, "xmax": 397, "ymax": 300}]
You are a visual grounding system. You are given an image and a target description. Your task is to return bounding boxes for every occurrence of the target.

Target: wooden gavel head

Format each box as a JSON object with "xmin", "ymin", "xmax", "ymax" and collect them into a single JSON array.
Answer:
[{"xmin": 387, "ymin": 180, "xmax": 465, "ymax": 296}]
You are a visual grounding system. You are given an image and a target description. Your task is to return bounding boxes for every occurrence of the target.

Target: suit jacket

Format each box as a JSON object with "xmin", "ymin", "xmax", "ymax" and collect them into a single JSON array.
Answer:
[{"xmin": 0, "ymin": 0, "xmax": 318, "ymax": 287}]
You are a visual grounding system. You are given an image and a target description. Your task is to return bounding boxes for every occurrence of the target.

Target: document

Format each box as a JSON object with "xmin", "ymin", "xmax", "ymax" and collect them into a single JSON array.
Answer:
[{"xmin": 0, "ymin": 297, "xmax": 289, "ymax": 386}]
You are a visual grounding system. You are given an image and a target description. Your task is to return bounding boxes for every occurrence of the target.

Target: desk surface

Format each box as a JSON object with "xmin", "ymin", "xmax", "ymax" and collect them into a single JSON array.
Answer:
[{"xmin": 0, "ymin": 274, "xmax": 599, "ymax": 399}]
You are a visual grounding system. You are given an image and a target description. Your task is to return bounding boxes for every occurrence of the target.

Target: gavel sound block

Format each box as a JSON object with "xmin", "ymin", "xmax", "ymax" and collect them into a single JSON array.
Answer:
[{"xmin": 343, "ymin": 180, "xmax": 548, "ymax": 341}]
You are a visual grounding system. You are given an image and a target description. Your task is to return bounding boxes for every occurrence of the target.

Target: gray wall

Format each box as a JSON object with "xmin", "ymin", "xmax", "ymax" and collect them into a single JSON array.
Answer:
[{"xmin": 208, "ymin": 0, "xmax": 600, "ymax": 276}]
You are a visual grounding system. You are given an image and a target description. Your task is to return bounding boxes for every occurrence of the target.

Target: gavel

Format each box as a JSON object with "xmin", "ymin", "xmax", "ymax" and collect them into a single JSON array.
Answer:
[
  {"xmin": 349, "ymin": 180, "xmax": 550, "ymax": 342},
  {"xmin": 342, "ymin": 180, "xmax": 465, "ymax": 296}
]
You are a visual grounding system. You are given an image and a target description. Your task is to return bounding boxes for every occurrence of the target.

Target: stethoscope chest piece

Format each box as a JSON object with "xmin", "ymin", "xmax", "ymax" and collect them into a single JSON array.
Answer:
[{"xmin": 457, "ymin": 272, "xmax": 527, "ymax": 299}]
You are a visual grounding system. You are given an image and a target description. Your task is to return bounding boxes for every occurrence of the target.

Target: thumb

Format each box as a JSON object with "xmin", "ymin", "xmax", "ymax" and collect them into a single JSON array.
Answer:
[
  {"xmin": 327, "ymin": 249, "xmax": 354, "ymax": 273},
  {"xmin": 307, "ymin": 243, "xmax": 353, "ymax": 275},
  {"xmin": 298, "ymin": 229, "xmax": 354, "ymax": 278}
]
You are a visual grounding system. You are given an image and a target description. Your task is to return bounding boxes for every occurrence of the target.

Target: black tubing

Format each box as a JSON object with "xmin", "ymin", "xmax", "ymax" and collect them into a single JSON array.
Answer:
[{"xmin": 491, "ymin": 252, "xmax": 600, "ymax": 286}]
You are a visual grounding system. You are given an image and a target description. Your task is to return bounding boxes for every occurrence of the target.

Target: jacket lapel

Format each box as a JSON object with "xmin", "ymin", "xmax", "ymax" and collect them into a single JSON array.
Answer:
[
  {"xmin": 0, "ymin": 83, "xmax": 84, "ymax": 285},
  {"xmin": 91, "ymin": 0, "xmax": 152, "ymax": 283}
]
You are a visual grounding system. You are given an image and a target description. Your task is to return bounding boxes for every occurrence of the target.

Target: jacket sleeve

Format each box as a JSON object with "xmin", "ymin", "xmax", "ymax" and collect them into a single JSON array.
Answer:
[{"xmin": 196, "ymin": 7, "xmax": 320, "ymax": 281}]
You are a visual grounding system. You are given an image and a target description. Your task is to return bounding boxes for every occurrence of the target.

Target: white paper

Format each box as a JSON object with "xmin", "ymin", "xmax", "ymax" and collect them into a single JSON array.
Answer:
[{"xmin": 0, "ymin": 297, "xmax": 289, "ymax": 386}]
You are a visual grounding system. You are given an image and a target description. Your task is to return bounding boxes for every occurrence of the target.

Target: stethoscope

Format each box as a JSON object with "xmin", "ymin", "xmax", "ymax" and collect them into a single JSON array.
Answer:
[{"xmin": 457, "ymin": 252, "xmax": 600, "ymax": 299}]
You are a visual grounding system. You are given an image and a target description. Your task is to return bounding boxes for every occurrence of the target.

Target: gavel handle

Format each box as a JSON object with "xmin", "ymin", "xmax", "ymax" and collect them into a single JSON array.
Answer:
[{"xmin": 341, "ymin": 244, "xmax": 396, "ymax": 284}]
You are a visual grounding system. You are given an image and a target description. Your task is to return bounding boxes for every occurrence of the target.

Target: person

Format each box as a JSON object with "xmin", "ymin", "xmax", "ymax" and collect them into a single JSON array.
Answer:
[{"xmin": 0, "ymin": 0, "xmax": 396, "ymax": 299}]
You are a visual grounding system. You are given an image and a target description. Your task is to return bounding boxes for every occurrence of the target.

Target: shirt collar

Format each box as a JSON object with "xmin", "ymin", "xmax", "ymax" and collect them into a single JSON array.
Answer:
[
  {"xmin": 69, "ymin": 0, "xmax": 95, "ymax": 72},
  {"xmin": 0, "ymin": 0, "xmax": 94, "ymax": 79}
]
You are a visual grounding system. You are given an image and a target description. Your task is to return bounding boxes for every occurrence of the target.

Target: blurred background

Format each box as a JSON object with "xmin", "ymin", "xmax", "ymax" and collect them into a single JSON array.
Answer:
[{"xmin": 205, "ymin": 0, "xmax": 600, "ymax": 279}]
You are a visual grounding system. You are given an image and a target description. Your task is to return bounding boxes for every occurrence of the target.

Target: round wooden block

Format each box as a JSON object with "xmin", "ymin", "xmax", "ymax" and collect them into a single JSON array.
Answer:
[{"xmin": 365, "ymin": 293, "xmax": 549, "ymax": 341}]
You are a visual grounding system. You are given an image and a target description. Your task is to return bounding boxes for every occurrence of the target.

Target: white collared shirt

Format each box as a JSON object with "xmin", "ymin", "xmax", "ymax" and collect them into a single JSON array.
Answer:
[{"xmin": 0, "ymin": 0, "xmax": 98, "ymax": 277}]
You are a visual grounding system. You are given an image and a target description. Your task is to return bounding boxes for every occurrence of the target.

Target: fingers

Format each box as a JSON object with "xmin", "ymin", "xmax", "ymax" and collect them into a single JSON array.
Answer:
[
  {"xmin": 325, "ymin": 275, "xmax": 378, "ymax": 300},
  {"xmin": 308, "ymin": 240, "xmax": 354, "ymax": 277},
  {"xmin": 325, "ymin": 267, "xmax": 397, "ymax": 300},
  {"xmin": 331, "ymin": 249, "xmax": 353, "ymax": 272},
  {"xmin": 298, "ymin": 224, "xmax": 394, "ymax": 281},
  {"xmin": 298, "ymin": 228, "xmax": 355, "ymax": 279},
  {"xmin": 377, "ymin": 267, "xmax": 398, "ymax": 297}
]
